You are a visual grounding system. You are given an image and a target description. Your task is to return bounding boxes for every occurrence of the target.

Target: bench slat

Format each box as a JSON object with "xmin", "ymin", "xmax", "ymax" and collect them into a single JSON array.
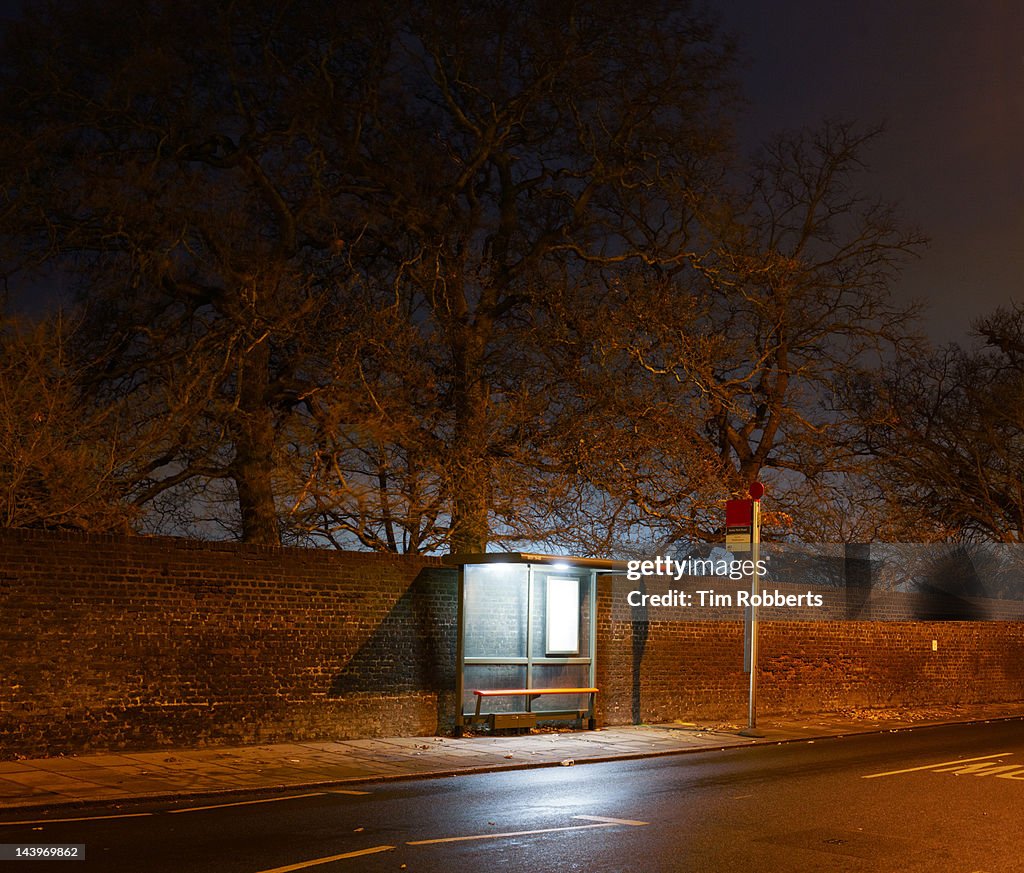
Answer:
[
  {"xmin": 468, "ymin": 687, "xmax": 599, "ymax": 732},
  {"xmin": 473, "ymin": 687, "xmax": 598, "ymax": 696}
]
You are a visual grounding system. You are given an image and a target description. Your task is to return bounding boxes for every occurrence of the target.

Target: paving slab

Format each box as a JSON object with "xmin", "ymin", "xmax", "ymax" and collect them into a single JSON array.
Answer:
[{"xmin": 0, "ymin": 705, "xmax": 1020, "ymax": 813}]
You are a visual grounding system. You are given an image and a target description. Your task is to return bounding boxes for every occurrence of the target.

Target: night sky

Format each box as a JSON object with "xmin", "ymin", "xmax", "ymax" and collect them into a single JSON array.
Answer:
[
  {"xmin": 718, "ymin": 0, "xmax": 1024, "ymax": 344},
  {"xmin": 2, "ymin": 1, "xmax": 1021, "ymax": 344}
]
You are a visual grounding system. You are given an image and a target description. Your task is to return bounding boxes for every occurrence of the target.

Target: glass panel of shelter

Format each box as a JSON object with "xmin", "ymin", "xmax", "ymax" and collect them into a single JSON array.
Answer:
[{"xmin": 459, "ymin": 561, "xmax": 595, "ymax": 718}]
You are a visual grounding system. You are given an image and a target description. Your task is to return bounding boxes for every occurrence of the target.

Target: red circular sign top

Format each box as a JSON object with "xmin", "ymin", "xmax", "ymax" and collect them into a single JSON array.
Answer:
[{"xmin": 748, "ymin": 481, "xmax": 765, "ymax": 500}]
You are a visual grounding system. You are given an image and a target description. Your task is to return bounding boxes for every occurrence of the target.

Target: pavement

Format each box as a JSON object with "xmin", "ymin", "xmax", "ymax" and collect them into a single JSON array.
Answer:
[{"xmin": 0, "ymin": 704, "xmax": 1020, "ymax": 813}]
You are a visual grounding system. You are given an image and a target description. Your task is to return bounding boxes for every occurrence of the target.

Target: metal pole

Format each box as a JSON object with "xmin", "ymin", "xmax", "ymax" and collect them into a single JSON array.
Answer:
[
  {"xmin": 740, "ymin": 498, "xmax": 764, "ymax": 737},
  {"xmin": 454, "ymin": 567, "xmax": 466, "ymax": 736}
]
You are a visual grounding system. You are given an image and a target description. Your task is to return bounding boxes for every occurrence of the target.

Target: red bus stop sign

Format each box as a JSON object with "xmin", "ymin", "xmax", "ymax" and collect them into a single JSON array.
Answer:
[{"xmin": 725, "ymin": 499, "xmax": 752, "ymax": 551}]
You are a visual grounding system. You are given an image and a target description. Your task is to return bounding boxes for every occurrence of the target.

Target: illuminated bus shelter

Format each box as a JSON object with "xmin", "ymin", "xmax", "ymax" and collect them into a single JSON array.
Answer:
[{"xmin": 445, "ymin": 553, "xmax": 626, "ymax": 734}]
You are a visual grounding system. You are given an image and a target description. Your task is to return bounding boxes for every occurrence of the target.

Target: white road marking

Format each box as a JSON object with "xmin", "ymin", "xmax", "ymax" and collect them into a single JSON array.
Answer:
[
  {"xmin": 329, "ymin": 789, "xmax": 371, "ymax": 796},
  {"xmin": 863, "ymin": 753, "xmax": 1011, "ymax": 779},
  {"xmin": 0, "ymin": 812, "xmax": 153, "ymax": 826},
  {"xmin": 408, "ymin": 823, "xmax": 613, "ymax": 845},
  {"xmin": 0, "ymin": 788, "xmax": 363, "ymax": 829},
  {"xmin": 931, "ymin": 763, "xmax": 1022, "ymax": 776},
  {"xmin": 573, "ymin": 815, "xmax": 649, "ymax": 826},
  {"xmin": 168, "ymin": 792, "xmax": 324, "ymax": 814},
  {"xmin": 252, "ymin": 845, "xmax": 394, "ymax": 872},
  {"xmin": 408, "ymin": 815, "xmax": 649, "ymax": 846}
]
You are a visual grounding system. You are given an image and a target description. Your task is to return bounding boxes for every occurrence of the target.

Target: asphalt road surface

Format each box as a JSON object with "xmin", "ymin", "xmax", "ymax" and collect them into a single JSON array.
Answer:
[{"xmin": 3, "ymin": 719, "xmax": 1023, "ymax": 872}]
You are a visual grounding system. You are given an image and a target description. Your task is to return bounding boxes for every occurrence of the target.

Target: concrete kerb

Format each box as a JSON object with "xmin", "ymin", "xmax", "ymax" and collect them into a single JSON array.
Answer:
[{"xmin": 3, "ymin": 714, "xmax": 1022, "ymax": 816}]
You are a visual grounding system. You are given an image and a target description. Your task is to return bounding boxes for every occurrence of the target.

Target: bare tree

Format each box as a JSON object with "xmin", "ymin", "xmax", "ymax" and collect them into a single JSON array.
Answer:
[
  {"xmin": 583, "ymin": 123, "xmax": 926, "ymax": 544},
  {"xmin": 2, "ymin": 4, "xmax": 925, "ymax": 554},
  {"xmin": 0, "ymin": 0, "xmax": 739, "ymax": 551},
  {"xmin": 863, "ymin": 305, "xmax": 1024, "ymax": 542},
  {"xmin": 0, "ymin": 1, "xmax": 399, "ymax": 543},
  {"xmin": 0, "ymin": 313, "xmax": 147, "ymax": 531},
  {"xmin": 333, "ymin": 0, "xmax": 736, "ymax": 553},
  {"xmin": 225, "ymin": 0, "xmax": 738, "ymax": 553}
]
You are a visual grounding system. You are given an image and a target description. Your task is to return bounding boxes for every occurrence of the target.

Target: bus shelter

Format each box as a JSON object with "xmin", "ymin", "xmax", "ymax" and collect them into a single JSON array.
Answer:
[{"xmin": 445, "ymin": 553, "xmax": 626, "ymax": 734}]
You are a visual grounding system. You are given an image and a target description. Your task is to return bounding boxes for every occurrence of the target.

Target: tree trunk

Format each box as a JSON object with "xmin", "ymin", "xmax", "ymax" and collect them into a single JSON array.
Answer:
[
  {"xmin": 231, "ymin": 337, "xmax": 281, "ymax": 545},
  {"xmin": 448, "ymin": 324, "xmax": 490, "ymax": 555}
]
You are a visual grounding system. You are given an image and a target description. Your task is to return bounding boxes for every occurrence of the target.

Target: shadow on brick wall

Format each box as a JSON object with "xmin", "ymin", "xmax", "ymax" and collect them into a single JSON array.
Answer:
[
  {"xmin": 631, "ymin": 581, "xmax": 649, "ymax": 725},
  {"xmin": 328, "ymin": 568, "xmax": 457, "ymax": 731}
]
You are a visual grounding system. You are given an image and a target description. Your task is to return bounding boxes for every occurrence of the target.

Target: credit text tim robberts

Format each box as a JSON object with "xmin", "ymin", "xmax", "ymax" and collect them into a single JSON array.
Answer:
[{"xmin": 624, "ymin": 555, "xmax": 825, "ymax": 609}]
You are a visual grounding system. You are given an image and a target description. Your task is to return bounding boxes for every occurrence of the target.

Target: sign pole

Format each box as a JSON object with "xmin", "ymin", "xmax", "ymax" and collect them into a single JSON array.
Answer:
[{"xmin": 739, "ymin": 482, "xmax": 764, "ymax": 738}]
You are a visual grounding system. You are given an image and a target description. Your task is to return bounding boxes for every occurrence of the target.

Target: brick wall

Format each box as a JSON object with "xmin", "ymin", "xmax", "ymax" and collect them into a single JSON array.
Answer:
[
  {"xmin": 0, "ymin": 529, "xmax": 457, "ymax": 759},
  {"xmin": 1, "ymin": 530, "xmax": 1023, "ymax": 759},
  {"xmin": 595, "ymin": 577, "xmax": 1024, "ymax": 724}
]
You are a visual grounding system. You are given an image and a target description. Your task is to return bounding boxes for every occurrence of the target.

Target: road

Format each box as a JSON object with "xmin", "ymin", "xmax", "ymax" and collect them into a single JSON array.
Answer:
[{"xmin": 2, "ymin": 719, "xmax": 1023, "ymax": 872}]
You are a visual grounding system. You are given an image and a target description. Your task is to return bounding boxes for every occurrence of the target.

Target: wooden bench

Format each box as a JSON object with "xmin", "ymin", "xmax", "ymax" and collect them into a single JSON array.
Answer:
[{"xmin": 469, "ymin": 687, "xmax": 599, "ymax": 732}]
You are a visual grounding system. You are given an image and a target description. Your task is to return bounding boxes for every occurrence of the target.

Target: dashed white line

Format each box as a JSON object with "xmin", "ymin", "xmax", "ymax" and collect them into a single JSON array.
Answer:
[
  {"xmin": 408, "ymin": 815, "xmax": 649, "ymax": 846},
  {"xmin": 573, "ymin": 815, "xmax": 649, "ymax": 826},
  {"xmin": 0, "ymin": 812, "xmax": 153, "ymax": 826},
  {"xmin": 408, "ymin": 822, "xmax": 615, "ymax": 845},
  {"xmin": 1, "ymin": 786, "xmax": 366, "ymax": 828},
  {"xmin": 168, "ymin": 792, "xmax": 324, "ymax": 814},
  {"xmin": 252, "ymin": 845, "xmax": 394, "ymax": 872}
]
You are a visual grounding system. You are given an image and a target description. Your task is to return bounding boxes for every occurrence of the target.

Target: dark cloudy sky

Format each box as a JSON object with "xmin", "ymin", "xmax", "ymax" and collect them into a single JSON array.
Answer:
[{"xmin": 717, "ymin": 0, "xmax": 1024, "ymax": 344}]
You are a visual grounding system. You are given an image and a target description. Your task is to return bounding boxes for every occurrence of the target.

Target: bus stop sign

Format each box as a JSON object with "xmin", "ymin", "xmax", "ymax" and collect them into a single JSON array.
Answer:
[{"xmin": 726, "ymin": 499, "xmax": 752, "ymax": 552}]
